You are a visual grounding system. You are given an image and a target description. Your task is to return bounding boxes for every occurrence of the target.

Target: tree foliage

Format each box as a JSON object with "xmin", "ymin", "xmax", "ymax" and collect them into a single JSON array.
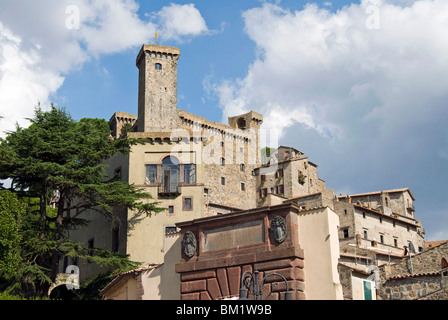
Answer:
[
  {"xmin": 0, "ymin": 190, "xmax": 24, "ymax": 279},
  {"xmin": 0, "ymin": 105, "xmax": 163, "ymax": 297}
]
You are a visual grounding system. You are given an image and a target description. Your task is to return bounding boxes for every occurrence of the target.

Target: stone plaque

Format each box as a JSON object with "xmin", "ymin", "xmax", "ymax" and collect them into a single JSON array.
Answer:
[
  {"xmin": 270, "ymin": 215, "xmax": 287, "ymax": 243},
  {"xmin": 203, "ymin": 220, "xmax": 264, "ymax": 252},
  {"xmin": 183, "ymin": 231, "xmax": 197, "ymax": 258}
]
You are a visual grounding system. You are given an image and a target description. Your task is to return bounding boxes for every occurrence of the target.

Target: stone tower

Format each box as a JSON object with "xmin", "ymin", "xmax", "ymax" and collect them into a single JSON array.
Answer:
[{"xmin": 136, "ymin": 44, "xmax": 182, "ymax": 132}]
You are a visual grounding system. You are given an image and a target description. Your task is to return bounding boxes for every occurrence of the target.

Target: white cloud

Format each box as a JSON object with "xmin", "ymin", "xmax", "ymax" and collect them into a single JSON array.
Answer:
[
  {"xmin": 77, "ymin": 0, "xmax": 157, "ymax": 55},
  {"xmin": 0, "ymin": 22, "xmax": 64, "ymax": 133},
  {"xmin": 155, "ymin": 3, "xmax": 209, "ymax": 42},
  {"xmin": 0, "ymin": 1, "xmax": 209, "ymax": 136},
  {"xmin": 208, "ymin": 0, "xmax": 448, "ymax": 239},
  {"xmin": 211, "ymin": 0, "xmax": 448, "ymax": 143}
]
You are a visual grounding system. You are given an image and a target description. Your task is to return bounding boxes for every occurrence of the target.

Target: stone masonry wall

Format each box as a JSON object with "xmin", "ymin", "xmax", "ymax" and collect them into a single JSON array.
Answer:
[
  {"xmin": 180, "ymin": 258, "xmax": 305, "ymax": 300},
  {"xmin": 137, "ymin": 45, "xmax": 181, "ymax": 133},
  {"xmin": 378, "ymin": 242, "xmax": 448, "ymax": 299},
  {"xmin": 255, "ymin": 157, "xmax": 326, "ymax": 208},
  {"xmin": 179, "ymin": 110, "xmax": 261, "ymax": 211},
  {"xmin": 381, "ymin": 274, "xmax": 445, "ymax": 300},
  {"xmin": 381, "ymin": 241, "xmax": 448, "ymax": 277}
]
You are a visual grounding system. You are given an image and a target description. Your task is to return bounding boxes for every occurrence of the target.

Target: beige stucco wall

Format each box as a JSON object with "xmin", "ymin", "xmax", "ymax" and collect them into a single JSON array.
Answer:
[
  {"xmin": 104, "ymin": 277, "xmax": 139, "ymax": 300},
  {"xmin": 297, "ymin": 207, "xmax": 343, "ymax": 300},
  {"xmin": 126, "ymin": 141, "xmax": 205, "ymax": 265},
  {"xmin": 141, "ymin": 233, "xmax": 181, "ymax": 300}
]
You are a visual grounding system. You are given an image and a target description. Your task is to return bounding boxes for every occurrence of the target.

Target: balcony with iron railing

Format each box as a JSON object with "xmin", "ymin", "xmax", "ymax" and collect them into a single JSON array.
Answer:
[{"xmin": 158, "ymin": 183, "xmax": 181, "ymax": 196}]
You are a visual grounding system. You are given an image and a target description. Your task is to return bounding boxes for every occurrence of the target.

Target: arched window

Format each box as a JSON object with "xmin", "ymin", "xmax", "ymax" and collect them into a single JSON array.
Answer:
[
  {"xmin": 162, "ymin": 156, "xmax": 179, "ymax": 193},
  {"xmin": 237, "ymin": 117, "xmax": 246, "ymax": 130},
  {"xmin": 442, "ymin": 258, "xmax": 448, "ymax": 269},
  {"xmin": 155, "ymin": 63, "xmax": 162, "ymax": 70}
]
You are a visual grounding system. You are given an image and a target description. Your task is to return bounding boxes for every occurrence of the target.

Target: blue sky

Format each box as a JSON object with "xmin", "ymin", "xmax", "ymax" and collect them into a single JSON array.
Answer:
[{"xmin": 1, "ymin": 0, "xmax": 448, "ymax": 241}]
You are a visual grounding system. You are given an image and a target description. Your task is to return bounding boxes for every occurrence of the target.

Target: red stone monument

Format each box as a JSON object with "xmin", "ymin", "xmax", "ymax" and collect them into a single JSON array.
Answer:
[{"xmin": 175, "ymin": 203, "xmax": 306, "ymax": 300}]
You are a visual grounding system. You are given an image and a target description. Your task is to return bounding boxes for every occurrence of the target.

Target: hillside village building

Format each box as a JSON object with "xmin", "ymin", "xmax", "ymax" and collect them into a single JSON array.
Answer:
[
  {"xmin": 252, "ymin": 146, "xmax": 425, "ymax": 269},
  {"xmin": 336, "ymin": 189, "xmax": 425, "ymax": 269},
  {"xmin": 63, "ymin": 44, "xmax": 428, "ymax": 300}
]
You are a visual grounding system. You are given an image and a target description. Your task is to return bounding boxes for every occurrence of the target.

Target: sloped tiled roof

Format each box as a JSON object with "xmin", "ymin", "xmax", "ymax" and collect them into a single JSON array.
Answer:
[
  {"xmin": 338, "ymin": 188, "xmax": 415, "ymax": 201},
  {"xmin": 425, "ymin": 240, "xmax": 448, "ymax": 249},
  {"xmin": 100, "ymin": 263, "xmax": 162, "ymax": 297},
  {"xmin": 388, "ymin": 269, "xmax": 446, "ymax": 280}
]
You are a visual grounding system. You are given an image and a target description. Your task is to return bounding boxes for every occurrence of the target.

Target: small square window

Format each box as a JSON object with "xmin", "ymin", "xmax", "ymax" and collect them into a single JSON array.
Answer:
[
  {"xmin": 221, "ymin": 177, "xmax": 226, "ymax": 185},
  {"xmin": 155, "ymin": 63, "xmax": 162, "ymax": 70},
  {"xmin": 275, "ymin": 169, "xmax": 283, "ymax": 178},
  {"xmin": 88, "ymin": 238, "xmax": 95, "ymax": 255},
  {"xmin": 165, "ymin": 226, "xmax": 176, "ymax": 234},
  {"xmin": 241, "ymin": 182, "xmax": 245, "ymax": 191},
  {"xmin": 168, "ymin": 205, "xmax": 174, "ymax": 215},
  {"xmin": 343, "ymin": 228, "xmax": 349, "ymax": 238},
  {"xmin": 260, "ymin": 188, "xmax": 267, "ymax": 198},
  {"xmin": 88, "ymin": 238, "xmax": 94, "ymax": 249},
  {"xmin": 112, "ymin": 227, "xmax": 119, "ymax": 252},
  {"xmin": 278, "ymin": 184, "xmax": 284, "ymax": 194},
  {"xmin": 183, "ymin": 197, "xmax": 192, "ymax": 211}
]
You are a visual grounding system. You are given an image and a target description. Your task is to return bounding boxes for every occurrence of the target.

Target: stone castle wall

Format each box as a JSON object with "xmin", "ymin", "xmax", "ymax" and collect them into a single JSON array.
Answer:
[{"xmin": 179, "ymin": 110, "xmax": 261, "ymax": 210}]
